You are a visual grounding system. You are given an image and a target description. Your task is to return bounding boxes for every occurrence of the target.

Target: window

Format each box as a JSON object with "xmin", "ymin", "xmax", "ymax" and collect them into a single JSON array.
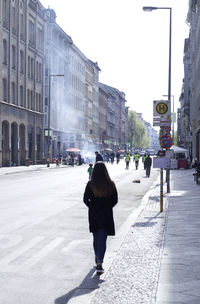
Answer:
[
  {"xmin": 31, "ymin": 58, "xmax": 34, "ymax": 78},
  {"xmin": 27, "ymin": 89, "xmax": 30, "ymax": 109},
  {"xmin": 28, "ymin": 56, "xmax": 31, "ymax": 77},
  {"xmin": 28, "ymin": 56, "xmax": 34, "ymax": 79},
  {"xmin": 37, "ymin": 27, "xmax": 44, "ymax": 49},
  {"xmin": 36, "ymin": 93, "xmax": 42, "ymax": 112},
  {"xmin": 11, "ymin": 82, "xmax": 16, "ymax": 104},
  {"xmin": 20, "ymin": 50, "xmax": 24, "ymax": 73},
  {"xmin": 39, "ymin": 63, "xmax": 42, "ymax": 82},
  {"xmin": 29, "ymin": 19, "xmax": 35, "ymax": 44},
  {"xmin": 20, "ymin": 0, "xmax": 24, "ymax": 10},
  {"xmin": 3, "ymin": 39, "xmax": 7, "ymax": 64},
  {"xmin": 3, "ymin": 0, "xmax": 8, "ymax": 22},
  {"xmin": 36, "ymin": 61, "xmax": 38, "ymax": 81},
  {"xmin": 2, "ymin": 78, "xmax": 7, "ymax": 101},
  {"xmin": 20, "ymin": 13, "xmax": 25, "ymax": 39},
  {"xmin": 12, "ymin": 45, "xmax": 16, "ymax": 69},
  {"xmin": 36, "ymin": 93, "xmax": 39, "ymax": 111},
  {"xmin": 20, "ymin": 86, "xmax": 23, "ymax": 106},
  {"xmin": 31, "ymin": 90, "xmax": 34, "ymax": 110},
  {"xmin": 39, "ymin": 94, "xmax": 42, "ymax": 112},
  {"xmin": 11, "ymin": 5, "xmax": 16, "ymax": 32}
]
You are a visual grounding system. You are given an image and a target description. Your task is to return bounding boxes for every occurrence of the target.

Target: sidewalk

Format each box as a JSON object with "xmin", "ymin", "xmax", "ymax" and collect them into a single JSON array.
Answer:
[
  {"xmin": 1, "ymin": 165, "xmax": 199, "ymax": 303},
  {"xmin": 0, "ymin": 163, "xmax": 74, "ymax": 175},
  {"xmin": 68, "ymin": 169, "xmax": 200, "ymax": 304}
]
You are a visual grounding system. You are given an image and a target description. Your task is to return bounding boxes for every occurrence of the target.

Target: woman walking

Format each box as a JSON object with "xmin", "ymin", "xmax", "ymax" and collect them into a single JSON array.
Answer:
[{"xmin": 83, "ymin": 162, "xmax": 118, "ymax": 274}]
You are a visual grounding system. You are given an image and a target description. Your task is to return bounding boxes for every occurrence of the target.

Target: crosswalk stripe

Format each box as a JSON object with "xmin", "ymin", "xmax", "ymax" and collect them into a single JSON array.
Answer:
[
  {"xmin": 22, "ymin": 237, "xmax": 65, "ymax": 269},
  {"xmin": 0, "ymin": 236, "xmax": 44, "ymax": 267}
]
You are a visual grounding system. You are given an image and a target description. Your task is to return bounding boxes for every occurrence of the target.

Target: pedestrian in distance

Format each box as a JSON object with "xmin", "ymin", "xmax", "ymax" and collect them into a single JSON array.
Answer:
[
  {"xmin": 142, "ymin": 153, "xmax": 147, "ymax": 170},
  {"xmin": 83, "ymin": 161, "xmax": 118, "ymax": 275},
  {"xmin": 87, "ymin": 163, "xmax": 93, "ymax": 180},
  {"xmin": 116, "ymin": 152, "xmax": 120, "ymax": 164},
  {"xmin": 95, "ymin": 151, "xmax": 103, "ymax": 163},
  {"xmin": 111, "ymin": 152, "xmax": 115, "ymax": 164},
  {"xmin": 78, "ymin": 153, "xmax": 82, "ymax": 166},
  {"xmin": 125, "ymin": 152, "xmax": 131, "ymax": 170},
  {"xmin": 70, "ymin": 154, "xmax": 74, "ymax": 166},
  {"xmin": 144, "ymin": 154, "xmax": 152, "ymax": 177},
  {"xmin": 134, "ymin": 152, "xmax": 140, "ymax": 170}
]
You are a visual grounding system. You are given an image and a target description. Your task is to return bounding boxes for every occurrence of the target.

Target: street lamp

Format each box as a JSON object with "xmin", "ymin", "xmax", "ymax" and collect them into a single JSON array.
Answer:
[
  {"xmin": 143, "ymin": 6, "xmax": 159, "ymax": 11},
  {"xmin": 143, "ymin": 6, "xmax": 172, "ymax": 199},
  {"xmin": 143, "ymin": 6, "xmax": 172, "ymax": 105},
  {"xmin": 47, "ymin": 74, "xmax": 64, "ymax": 167}
]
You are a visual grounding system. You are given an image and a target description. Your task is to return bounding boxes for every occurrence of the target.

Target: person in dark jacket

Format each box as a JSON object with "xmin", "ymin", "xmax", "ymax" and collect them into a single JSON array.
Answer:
[
  {"xmin": 95, "ymin": 151, "xmax": 103, "ymax": 163},
  {"xmin": 83, "ymin": 161, "xmax": 118, "ymax": 274},
  {"xmin": 144, "ymin": 154, "xmax": 152, "ymax": 177}
]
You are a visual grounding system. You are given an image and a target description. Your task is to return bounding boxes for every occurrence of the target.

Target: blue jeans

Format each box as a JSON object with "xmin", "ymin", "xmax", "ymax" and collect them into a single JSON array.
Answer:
[
  {"xmin": 93, "ymin": 229, "xmax": 108, "ymax": 264},
  {"xmin": 146, "ymin": 167, "xmax": 151, "ymax": 177}
]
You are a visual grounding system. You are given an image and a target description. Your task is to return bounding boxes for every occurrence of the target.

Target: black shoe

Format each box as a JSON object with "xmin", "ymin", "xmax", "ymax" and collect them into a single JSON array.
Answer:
[{"xmin": 96, "ymin": 264, "xmax": 104, "ymax": 274}]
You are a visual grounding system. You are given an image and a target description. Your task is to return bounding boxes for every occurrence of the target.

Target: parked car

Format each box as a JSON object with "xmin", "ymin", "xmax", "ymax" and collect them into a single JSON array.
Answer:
[{"xmin": 140, "ymin": 151, "xmax": 146, "ymax": 156}]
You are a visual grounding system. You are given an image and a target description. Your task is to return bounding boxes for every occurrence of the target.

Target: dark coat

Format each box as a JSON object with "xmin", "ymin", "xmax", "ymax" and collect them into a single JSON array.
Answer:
[
  {"xmin": 144, "ymin": 156, "xmax": 152, "ymax": 168},
  {"xmin": 83, "ymin": 181, "xmax": 118, "ymax": 235}
]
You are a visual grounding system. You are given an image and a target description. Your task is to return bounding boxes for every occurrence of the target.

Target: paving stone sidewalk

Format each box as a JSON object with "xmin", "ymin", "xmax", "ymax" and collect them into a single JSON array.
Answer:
[
  {"xmin": 88, "ymin": 169, "xmax": 200, "ymax": 304},
  {"xmin": 89, "ymin": 180, "xmax": 168, "ymax": 304}
]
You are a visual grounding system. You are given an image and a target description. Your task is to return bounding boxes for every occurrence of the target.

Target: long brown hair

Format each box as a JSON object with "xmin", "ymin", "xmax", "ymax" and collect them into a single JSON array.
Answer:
[{"xmin": 90, "ymin": 161, "xmax": 115, "ymax": 197}]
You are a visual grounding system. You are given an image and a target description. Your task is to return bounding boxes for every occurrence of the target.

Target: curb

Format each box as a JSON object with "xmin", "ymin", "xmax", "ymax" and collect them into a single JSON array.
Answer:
[{"xmin": 67, "ymin": 175, "xmax": 163, "ymax": 304}]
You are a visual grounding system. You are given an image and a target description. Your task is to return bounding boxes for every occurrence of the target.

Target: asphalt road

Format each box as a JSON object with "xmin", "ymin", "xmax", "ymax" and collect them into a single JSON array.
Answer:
[{"xmin": 0, "ymin": 161, "xmax": 159, "ymax": 304}]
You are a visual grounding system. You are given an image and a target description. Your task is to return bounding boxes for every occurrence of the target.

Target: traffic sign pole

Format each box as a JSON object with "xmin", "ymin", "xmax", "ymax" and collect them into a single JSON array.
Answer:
[{"xmin": 160, "ymin": 168, "xmax": 163, "ymax": 212}]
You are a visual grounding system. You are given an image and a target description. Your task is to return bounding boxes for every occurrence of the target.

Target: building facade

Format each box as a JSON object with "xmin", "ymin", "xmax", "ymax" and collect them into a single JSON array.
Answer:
[
  {"xmin": 181, "ymin": 0, "xmax": 200, "ymax": 160},
  {"xmin": 0, "ymin": 1, "xmax": 129, "ymax": 166},
  {"xmin": 100, "ymin": 83, "xmax": 127, "ymax": 150},
  {"xmin": 0, "ymin": 0, "xmax": 45, "ymax": 167}
]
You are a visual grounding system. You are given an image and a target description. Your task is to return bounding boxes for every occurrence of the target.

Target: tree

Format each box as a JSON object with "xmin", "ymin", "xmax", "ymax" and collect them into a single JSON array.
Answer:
[
  {"xmin": 128, "ymin": 110, "xmax": 149, "ymax": 150},
  {"xmin": 173, "ymin": 131, "xmax": 177, "ymax": 146}
]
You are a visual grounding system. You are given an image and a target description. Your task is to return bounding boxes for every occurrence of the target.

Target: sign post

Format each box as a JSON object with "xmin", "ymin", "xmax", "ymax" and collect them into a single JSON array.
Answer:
[{"xmin": 153, "ymin": 100, "xmax": 172, "ymax": 211}]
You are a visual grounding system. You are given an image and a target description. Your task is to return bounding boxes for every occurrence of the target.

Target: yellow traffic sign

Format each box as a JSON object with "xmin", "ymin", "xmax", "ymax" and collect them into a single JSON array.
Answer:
[{"xmin": 156, "ymin": 102, "xmax": 168, "ymax": 114}]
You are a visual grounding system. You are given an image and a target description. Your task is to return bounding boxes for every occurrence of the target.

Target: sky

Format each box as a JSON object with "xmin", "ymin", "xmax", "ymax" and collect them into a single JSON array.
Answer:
[{"xmin": 40, "ymin": 0, "xmax": 190, "ymax": 126}]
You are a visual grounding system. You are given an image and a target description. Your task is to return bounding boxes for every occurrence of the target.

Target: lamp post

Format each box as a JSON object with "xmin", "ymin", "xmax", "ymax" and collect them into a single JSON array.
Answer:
[
  {"xmin": 163, "ymin": 94, "xmax": 175, "ymax": 142},
  {"xmin": 143, "ymin": 6, "xmax": 172, "ymax": 107},
  {"xmin": 47, "ymin": 74, "xmax": 64, "ymax": 167},
  {"xmin": 143, "ymin": 6, "xmax": 172, "ymax": 204}
]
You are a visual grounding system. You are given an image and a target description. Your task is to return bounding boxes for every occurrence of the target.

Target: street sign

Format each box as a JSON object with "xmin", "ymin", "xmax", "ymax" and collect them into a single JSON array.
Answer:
[
  {"xmin": 153, "ymin": 100, "xmax": 171, "ymax": 117},
  {"xmin": 156, "ymin": 102, "xmax": 168, "ymax": 114},
  {"xmin": 153, "ymin": 157, "xmax": 171, "ymax": 169},
  {"xmin": 160, "ymin": 135, "xmax": 173, "ymax": 149}
]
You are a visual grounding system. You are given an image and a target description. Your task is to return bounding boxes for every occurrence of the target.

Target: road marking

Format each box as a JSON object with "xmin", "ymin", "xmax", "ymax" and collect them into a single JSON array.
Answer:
[
  {"xmin": 0, "ymin": 236, "xmax": 44, "ymax": 267},
  {"xmin": 22, "ymin": 237, "xmax": 65, "ymax": 269},
  {"xmin": 61, "ymin": 239, "xmax": 90, "ymax": 253},
  {"xmin": 0, "ymin": 235, "xmax": 23, "ymax": 248}
]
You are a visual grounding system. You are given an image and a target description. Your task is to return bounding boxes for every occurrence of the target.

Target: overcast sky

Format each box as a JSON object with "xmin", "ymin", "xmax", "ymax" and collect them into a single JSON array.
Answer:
[{"xmin": 40, "ymin": 0, "xmax": 189, "ymax": 126}]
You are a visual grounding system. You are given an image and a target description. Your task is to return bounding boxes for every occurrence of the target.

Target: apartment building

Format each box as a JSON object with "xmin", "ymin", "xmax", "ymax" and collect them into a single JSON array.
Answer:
[
  {"xmin": 99, "ymin": 83, "xmax": 127, "ymax": 150},
  {"xmin": 0, "ymin": 1, "xmax": 129, "ymax": 166},
  {"xmin": 44, "ymin": 8, "xmax": 73, "ymax": 157},
  {"xmin": 183, "ymin": 0, "xmax": 200, "ymax": 160},
  {"xmin": 98, "ymin": 84, "xmax": 109, "ymax": 147},
  {"xmin": 0, "ymin": 0, "xmax": 45, "ymax": 167}
]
